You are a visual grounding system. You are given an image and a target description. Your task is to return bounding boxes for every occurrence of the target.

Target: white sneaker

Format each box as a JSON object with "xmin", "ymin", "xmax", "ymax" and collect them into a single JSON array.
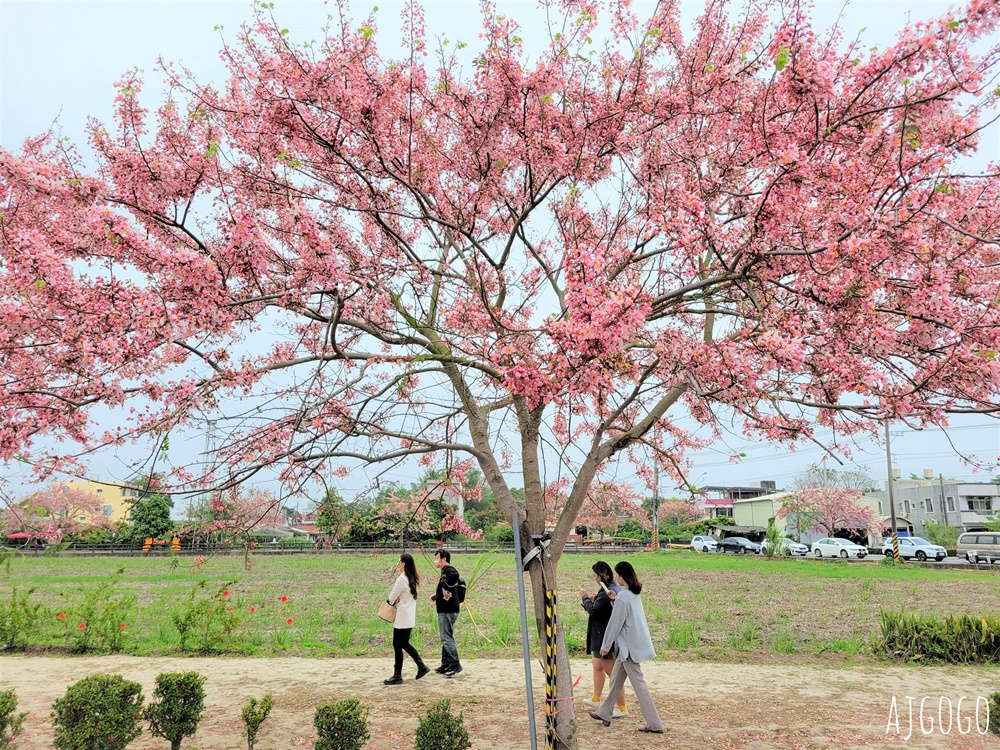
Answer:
[
  {"xmin": 580, "ymin": 697, "xmax": 599, "ymax": 708},
  {"xmin": 612, "ymin": 707, "xmax": 629, "ymax": 719}
]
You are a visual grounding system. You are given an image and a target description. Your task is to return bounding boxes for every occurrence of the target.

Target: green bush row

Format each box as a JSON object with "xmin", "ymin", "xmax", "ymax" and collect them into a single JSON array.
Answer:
[
  {"xmin": 878, "ymin": 610, "xmax": 1000, "ymax": 663},
  {"xmin": 1, "ymin": 676, "xmax": 471, "ymax": 750}
]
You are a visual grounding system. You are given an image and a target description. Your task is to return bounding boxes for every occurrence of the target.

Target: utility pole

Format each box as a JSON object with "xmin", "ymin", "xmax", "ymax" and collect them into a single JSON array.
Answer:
[
  {"xmin": 884, "ymin": 422, "xmax": 900, "ymax": 563},
  {"xmin": 651, "ymin": 464, "xmax": 660, "ymax": 550},
  {"xmin": 938, "ymin": 473, "xmax": 949, "ymax": 526}
]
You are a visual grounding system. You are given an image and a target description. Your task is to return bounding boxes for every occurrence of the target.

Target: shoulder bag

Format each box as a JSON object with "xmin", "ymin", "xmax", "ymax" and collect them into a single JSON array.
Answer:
[{"xmin": 378, "ymin": 597, "xmax": 399, "ymax": 623}]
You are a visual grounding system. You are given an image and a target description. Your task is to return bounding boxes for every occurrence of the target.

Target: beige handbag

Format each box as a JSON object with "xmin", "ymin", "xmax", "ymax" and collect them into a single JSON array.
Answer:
[{"xmin": 378, "ymin": 598, "xmax": 399, "ymax": 623}]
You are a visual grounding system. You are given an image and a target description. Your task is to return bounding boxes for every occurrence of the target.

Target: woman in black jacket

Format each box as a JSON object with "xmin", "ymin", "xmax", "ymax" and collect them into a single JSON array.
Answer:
[{"xmin": 578, "ymin": 561, "xmax": 628, "ymax": 717}]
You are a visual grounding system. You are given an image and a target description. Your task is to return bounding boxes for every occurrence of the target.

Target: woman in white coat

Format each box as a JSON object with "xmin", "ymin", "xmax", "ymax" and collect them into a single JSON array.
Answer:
[
  {"xmin": 384, "ymin": 553, "xmax": 430, "ymax": 685},
  {"xmin": 588, "ymin": 560, "xmax": 664, "ymax": 733}
]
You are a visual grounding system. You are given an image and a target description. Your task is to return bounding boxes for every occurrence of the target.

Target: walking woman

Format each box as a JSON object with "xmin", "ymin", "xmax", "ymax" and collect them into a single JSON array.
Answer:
[
  {"xmin": 588, "ymin": 561, "xmax": 664, "ymax": 734},
  {"xmin": 578, "ymin": 561, "xmax": 628, "ymax": 717},
  {"xmin": 383, "ymin": 553, "xmax": 430, "ymax": 685}
]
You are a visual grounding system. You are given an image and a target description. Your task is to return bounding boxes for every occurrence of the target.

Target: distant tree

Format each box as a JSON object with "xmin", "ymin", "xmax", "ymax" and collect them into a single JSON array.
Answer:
[
  {"xmin": 655, "ymin": 499, "xmax": 704, "ymax": 527},
  {"xmin": 615, "ymin": 519, "xmax": 645, "ymax": 540},
  {"xmin": 2, "ymin": 484, "xmax": 112, "ymax": 540},
  {"xmin": 792, "ymin": 466, "xmax": 880, "ymax": 494},
  {"xmin": 314, "ymin": 489, "xmax": 348, "ymax": 541},
  {"xmin": 179, "ymin": 488, "xmax": 283, "ymax": 544},
  {"xmin": 777, "ymin": 488, "xmax": 883, "ymax": 540},
  {"xmin": 125, "ymin": 493, "xmax": 174, "ymax": 543},
  {"xmin": 921, "ymin": 520, "xmax": 961, "ymax": 548}
]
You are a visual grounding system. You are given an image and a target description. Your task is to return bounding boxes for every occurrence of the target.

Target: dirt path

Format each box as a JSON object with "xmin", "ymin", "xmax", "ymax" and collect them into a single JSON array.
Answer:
[{"xmin": 2, "ymin": 656, "xmax": 998, "ymax": 749}]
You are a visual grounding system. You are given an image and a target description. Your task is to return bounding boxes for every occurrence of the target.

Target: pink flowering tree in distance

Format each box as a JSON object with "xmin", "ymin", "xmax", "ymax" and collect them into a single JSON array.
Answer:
[
  {"xmin": 3, "ymin": 0, "xmax": 1000, "ymax": 744},
  {"xmin": 777, "ymin": 487, "xmax": 883, "ymax": 540},
  {"xmin": 656, "ymin": 499, "xmax": 704, "ymax": 528},
  {"xmin": 2, "ymin": 484, "xmax": 113, "ymax": 541}
]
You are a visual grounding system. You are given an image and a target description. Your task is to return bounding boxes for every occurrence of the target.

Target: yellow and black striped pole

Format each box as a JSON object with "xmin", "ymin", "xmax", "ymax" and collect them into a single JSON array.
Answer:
[{"xmin": 544, "ymin": 587, "xmax": 558, "ymax": 750}]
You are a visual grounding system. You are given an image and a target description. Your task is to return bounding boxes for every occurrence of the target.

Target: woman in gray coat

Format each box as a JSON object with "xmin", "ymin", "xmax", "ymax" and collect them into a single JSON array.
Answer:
[{"xmin": 587, "ymin": 560, "xmax": 664, "ymax": 734}]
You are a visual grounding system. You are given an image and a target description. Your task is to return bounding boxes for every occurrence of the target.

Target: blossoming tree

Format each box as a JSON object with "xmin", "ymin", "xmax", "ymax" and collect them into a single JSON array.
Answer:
[
  {"xmin": 3, "ymin": 484, "xmax": 113, "ymax": 540},
  {"xmin": 776, "ymin": 486, "xmax": 883, "ymax": 541},
  {"xmin": 2, "ymin": 0, "xmax": 1000, "ymax": 744}
]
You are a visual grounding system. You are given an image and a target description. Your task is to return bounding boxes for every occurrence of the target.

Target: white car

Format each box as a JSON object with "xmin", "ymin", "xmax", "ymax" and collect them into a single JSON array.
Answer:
[
  {"xmin": 811, "ymin": 538, "xmax": 868, "ymax": 559},
  {"xmin": 690, "ymin": 535, "xmax": 718, "ymax": 553},
  {"xmin": 880, "ymin": 536, "xmax": 947, "ymax": 562},
  {"xmin": 762, "ymin": 538, "xmax": 809, "ymax": 556}
]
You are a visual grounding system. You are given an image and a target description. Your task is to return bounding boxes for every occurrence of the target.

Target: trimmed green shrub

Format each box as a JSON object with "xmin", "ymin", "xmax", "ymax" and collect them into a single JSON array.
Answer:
[
  {"xmin": 0, "ymin": 587, "xmax": 45, "ymax": 650},
  {"xmin": 145, "ymin": 672, "xmax": 206, "ymax": 750},
  {"xmin": 878, "ymin": 610, "xmax": 1000, "ymax": 663},
  {"xmin": 0, "ymin": 689, "xmax": 26, "ymax": 750},
  {"xmin": 414, "ymin": 699, "xmax": 470, "ymax": 750},
  {"xmin": 314, "ymin": 699, "xmax": 369, "ymax": 750},
  {"xmin": 240, "ymin": 694, "xmax": 274, "ymax": 750},
  {"xmin": 989, "ymin": 691, "xmax": 1000, "ymax": 736},
  {"xmin": 51, "ymin": 675, "xmax": 144, "ymax": 750}
]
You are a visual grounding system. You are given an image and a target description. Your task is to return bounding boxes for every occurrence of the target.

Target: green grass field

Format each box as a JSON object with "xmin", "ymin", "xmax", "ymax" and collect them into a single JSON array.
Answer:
[{"xmin": 3, "ymin": 549, "xmax": 997, "ymax": 661}]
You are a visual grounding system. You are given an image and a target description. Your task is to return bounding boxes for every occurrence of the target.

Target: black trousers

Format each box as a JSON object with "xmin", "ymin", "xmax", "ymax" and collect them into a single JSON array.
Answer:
[{"xmin": 393, "ymin": 627, "xmax": 423, "ymax": 674}]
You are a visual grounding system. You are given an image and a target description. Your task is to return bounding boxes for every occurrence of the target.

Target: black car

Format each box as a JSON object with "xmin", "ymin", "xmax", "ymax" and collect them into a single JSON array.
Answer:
[{"xmin": 717, "ymin": 536, "xmax": 762, "ymax": 554}]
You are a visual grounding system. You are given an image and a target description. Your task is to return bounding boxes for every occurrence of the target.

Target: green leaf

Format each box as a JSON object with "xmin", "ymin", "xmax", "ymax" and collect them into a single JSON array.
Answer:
[
  {"xmin": 358, "ymin": 25, "xmax": 374, "ymax": 38},
  {"xmin": 933, "ymin": 183, "xmax": 953, "ymax": 194},
  {"xmin": 706, "ymin": 64, "xmax": 715, "ymax": 72},
  {"xmin": 948, "ymin": 20, "xmax": 960, "ymax": 29},
  {"xmin": 775, "ymin": 46, "xmax": 790, "ymax": 72},
  {"xmin": 34, "ymin": 280, "xmax": 46, "ymax": 289},
  {"xmin": 205, "ymin": 141, "xmax": 219, "ymax": 160}
]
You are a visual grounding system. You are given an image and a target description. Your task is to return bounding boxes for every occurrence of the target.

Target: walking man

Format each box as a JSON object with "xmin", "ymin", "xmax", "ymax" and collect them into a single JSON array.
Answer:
[{"xmin": 431, "ymin": 549, "xmax": 462, "ymax": 677}]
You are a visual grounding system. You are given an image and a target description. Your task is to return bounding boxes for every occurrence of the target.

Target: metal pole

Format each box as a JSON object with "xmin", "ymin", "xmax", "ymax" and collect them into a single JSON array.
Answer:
[
  {"xmin": 512, "ymin": 512, "xmax": 539, "ymax": 750},
  {"xmin": 938, "ymin": 473, "xmax": 948, "ymax": 526},
  {"xmin": 884, "ymin": 422, "xmax": 900, "ymax": 563},
  {"xmin": 651, "ymin": 464, "xmax": 660, "ymax": 550}
]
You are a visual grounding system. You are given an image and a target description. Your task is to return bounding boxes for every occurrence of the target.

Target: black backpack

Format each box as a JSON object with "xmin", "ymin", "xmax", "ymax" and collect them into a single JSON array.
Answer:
[{"xmin": 456, "ymin": 577, "xmax": 467, "ymax": 604}]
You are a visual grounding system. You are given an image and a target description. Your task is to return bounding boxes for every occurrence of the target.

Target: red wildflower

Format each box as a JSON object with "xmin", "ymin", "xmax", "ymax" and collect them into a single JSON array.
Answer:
[
  {"xmin": 286, "ymin": 618, "xmax": 293, "ymax": 625},
  {"xmin": 249, "ymin": 606, "xmax": 256, "ymax": 613},
  {"xmin": 78, "ymin": 623, "xmax": 86, "ymax": 630},
  {"xmin": 57, "ymin": 613, "xmax": 65, "ymax": 620},
  {"xmin": 223, "ymin": 589, "xmax": 230, "ymax": 597},
  {"xmin": 280, "ymin": 595, "xmax": 288, "ymax": 603},
  {"xmin": 120, "ymin": 623, "xmax": 126, "ymax": 629},
  {"xmin": 228, "ymin": 607, "xmax": 233, "ymax": 612}
]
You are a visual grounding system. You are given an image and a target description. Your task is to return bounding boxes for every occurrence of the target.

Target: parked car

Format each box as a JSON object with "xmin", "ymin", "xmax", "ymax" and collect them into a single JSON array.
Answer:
[
  {"xmin": 761, "ymin": 538, "xmax": 809, "ymax": 556},
  {"xmin": 880, "ymin": 536, "xmax": 947, "ymax": 562},
  {"xmin": 956, "ymin": 532, "xmax": 1000, "ymax": 564},
  {"xmin": 690, "ymin": 535, "xmax": 718, "ymax": 553},
  {"xmin": 717, "ymin": 536, "xmax": 761, "ymax": 554},
  {"xmin": 811, "ymin": 538, "xmax": 868, "ymax": 559}
]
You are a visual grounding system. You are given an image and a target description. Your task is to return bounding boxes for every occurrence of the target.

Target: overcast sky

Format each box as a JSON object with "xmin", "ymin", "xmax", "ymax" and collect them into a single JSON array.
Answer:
[{"xmin": 2, "ymin": 0, "xmax": 999, "ymax": 504}]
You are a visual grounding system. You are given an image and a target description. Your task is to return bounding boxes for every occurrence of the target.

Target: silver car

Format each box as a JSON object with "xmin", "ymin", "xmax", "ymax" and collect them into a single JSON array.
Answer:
[
  {"xmin": 762, "ymin": 538, "xmax": 809, "ymax": 556},
  {"xmin": 880, "ymin": 536, "xmax": 947, "ymax": 562},
  {"xmin": 690, "ymin": 535, "xmax": 718, "ymax": 553},
  {"xmin": 812, "ymin": 538, "xmax": 868, "ymax": 559}
]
